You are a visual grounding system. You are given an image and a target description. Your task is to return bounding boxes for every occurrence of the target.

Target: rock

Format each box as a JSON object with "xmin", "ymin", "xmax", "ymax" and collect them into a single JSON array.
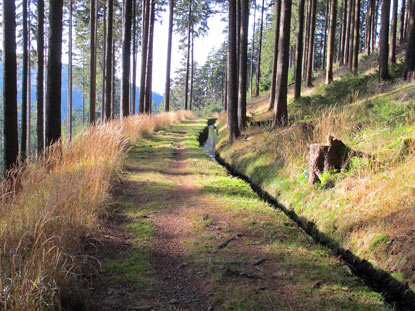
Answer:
[
  {"xmin": 253, "ymin": 258, "xmax": 266, "ymax": 266},
  {"xmin": 103, "ymin": 298, "xmax": 121, "ymax": 307},
  {"xmin": 217, "ymin": 238, "xmax": 235, "ymax": 249},
  {"xmin": 106, "ymin": 287, "xmax": 115, "ymax": 296},
  {"xmin": 178, "ymin": 262, "xmax": 190, "ymax": 269},
  {"xmin": 168, "ymin": 298, "xmax": 179, "ymax": 305},
  {"xmin": 129, "ymin": 306, "xmax": 153, "ymax": 311}
]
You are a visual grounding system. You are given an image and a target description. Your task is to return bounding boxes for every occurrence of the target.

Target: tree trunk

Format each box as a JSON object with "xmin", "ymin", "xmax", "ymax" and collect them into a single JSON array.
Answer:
[
  {"xmin": 269, "ymin": 0, "xmax": 281, "ymax": 108},
  {"xmin": 306, "ymin": 0, "xmax": 316, "ymax": 87},
  {"xmin": 339, "ymin": 0, "xmax": 347, "ymax": 64},
  {"xmin": 22, "ymin": 0, "xmax": 28, "ymax": 160},
  {"xmin": 90, "ymin": 0, "xmax": 97, "ymax": 124},
  {"xmin": 28, "ymin": 23, "xmax": 31, "ymax": 156},
  {"xmin": 3, "ymin": 0, "xmax": 18, "ymax": 174},
  {"xmin": 294, "ymin": 0, "xmax": 305, "ymax": 99},
  {"xmin": 238, "ymin": 0, "xmax": 249, "ymax": 129},
  {"xmin": 112, "ymin": 44, "xmax": 116, "ymax": 118},
  {"xmin": 249, "ymin": 0, "xmax": 257, "ymax": 96},
  {"xmin": 68, "ymin": 0, "xmax": 73, "ymax": 141},
  {"xmin": 344, "ymin": 0, "xmax": 352, "ymax": 64},
  {"xmin": 322, "ymin": 0, "xmax": 329, "ymax": 71},
  {"xmin": 139, "ymin": 0, "xmax": 149, "ymax": 113},
  {"xmin": 352, "ymin": 0, "xmax": 360, "ymax": 71},
  {"xmin": 403, "ymin": 0, "xmax": 415, "ymax": 79},
  {"xmin": 184, "ymin": 0, "xmax": 193, "ymax": 110},
  {"xmin": 303, "ymin": 0, "xmax": 311, "ymax": 79},
  {"xmin": 400, "ymin": 0, "xmax": 406, "ymax": 41},
  {"xmin": 326, "ymin": 0, "xmax": 337, "ymax": 83},
  {"xmin": 144, "ymin": 0, "xmax": 155, "ymax": 113},
  {"xmin": 105, "ymin": 0, "xmax": 113, "ymax": 120},
  {"xmin": 254, "ymin": 0, "xmax": 265, "ymax": 96},
  {"xmin": 380, "ymin": 0, "xmax": 391, "ymax": 80},
  {"xmin": 37, "ymin": 0, "xmax": 44, "ymax": 154},
  {"xmin": 390, "ymin": 0, "xmax": 398, "ymax": 64},
  {"xmin": 372, "ymin": 0, "xmax": 379, "ymax": 51},
  {"xmin": 227, "ymin": 0, "xmax": 240, "ymax": 143},
  {"xmin": 190, "ymin": 27, "xmax": 194, "ymax": 111},
  {"xmin": 348, "ymin": 0, "xmax": 355, "ymax": 68},
  {"xmin": 121, "ymin": 0, "xmax": 133, "ymax": 118},
  {"xmin": 272, "ymin": 0, "xmax": 292, "ymax": 128},
  {"xmin": 164, "ymin": 0, "xmax": 174, "ymax": 112},
  {"xmin": 46, "ymin": 0, "xmax": 63, "ymax": 146},
  {"xmin": 101, "ymin": 2, "xmax": 106, "ymax": 121},
  {"xmin": 131, "ymin": 0, "xmax": 137, "ymax": 115}
]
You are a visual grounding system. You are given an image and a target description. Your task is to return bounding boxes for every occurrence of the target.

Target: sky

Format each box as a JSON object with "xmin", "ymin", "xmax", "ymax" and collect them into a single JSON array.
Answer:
[{"xmin": 146, "ymin": 9, "xmax": 227, "ymax": 95}]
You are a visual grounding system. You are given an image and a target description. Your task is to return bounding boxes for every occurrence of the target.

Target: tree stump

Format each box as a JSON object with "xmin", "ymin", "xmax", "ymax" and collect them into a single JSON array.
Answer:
[{"xmin": 308, "ymin": 136, "xmax": 351, "ymax": 184}]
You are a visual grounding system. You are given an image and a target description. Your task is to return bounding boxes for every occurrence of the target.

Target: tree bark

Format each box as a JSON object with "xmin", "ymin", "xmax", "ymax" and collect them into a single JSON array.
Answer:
[
  {"xmin": 37, "ymin": 0, "xmax": 44, "ymax": 154},
  {"xmin": 403, "ymin": 0, "xmax": 415, "ymax": 79},
  {"xmin": 46, "ymin": 0, "xmax": 63, "ymax": 146},
  {"xmin": 352, "ymin": 0, "xmax": 360, "ymax": 71},
  {"xmin": 294, "ymin": 0, "xmax": 305, "ymax": 99},
  {"xmin": 21, "ymin": 0, "xmax": 28, "ymax": 160},
  {"xmin": 165, "ymin": 0, "xmax": 174, "ymax": 112},
  {"xmin": 101, "ymin": 2, "xmax": 106, "ymax": 121},
  {"xmin": 144, "ymin": 0, "xmax": 155, "ymax": 113},
  {"xmin": 339, "ymin": 0, "xmax": 347, "ymax": 64},
  {"xmin": 249, "ymin": 0, "xmax": 257, "ymax": 96},
  {"xmin": 303, "ymin": 0, "xmax": 311, "ymax": 79},
  {"xmin": 68, "ymin": 0, "xmax": 73, "ymax": 141},
  {"xmin": 139, "ymin": 0, "xmax": 149, "ymax": 113},
  {"xmin": 326, "ymin": 0, "xmax": 337, "ymax": 83},
  {"xmin": 380, "ymin": 0, "xmax": 391, "ymax": 80},
  {"xmin": 322, "ymin": 0, "xmax": 330, "ymax": 71},
  {"xmin": 121, "ymin": 0, "xmax": 133, "ymax": 118},
  {"xmin": 238, "ymin": 0, "xmax": 249, "ymax": 129},
  {"xmin": 105, "ymin": 0, "xmax": 114, "ymax": 120},
  {"xmin": 90, "ymin": 0, "xmax": 97, "ymax": 123},
  {"xmin": 348, "ymin": 0, "xmax": 355, "ymax": 68},
  {"xmin": 344, "ymin": 0, "xmax": 352, "ymax": 64},
  {"xmin": 372, "ymin": 0, "xmax": 379, "ymax": 51},
  {"xmin": 399, "ymin": 0, "xmax": 406, "ymax": 41},
  {"xmin": 190, "ymin": 27, "xmax": 194, "ymax": 111},
  {"xmin": 272, "ymin": 0, "xmax": 292, "ymax": 128},
  {"xmin": 132, "ymin": 0, "xmax": 137, "ymax": 114},
  {"xmin": 227, "ymin": 0, "xmax": 240, "ymax": 143},
  {"xmin": 390, "ymin": 0, "xmax": 398, "ymax": 64},
  {"xmin": 3, "ymin": 0, "xmax": 19, "ymax": 174},
  {"xmin": 184, "ymin": 0, "xmax": 193, "ymax": 110},
  {"xmin": 306, "ymin": 0, "xmax": 316, "ymax": 87},
  {"xmin": 269, "ymin": 0, "xmax": 281, "ymax": 108},
  {"xmin": 254, "ymin": 0, "xmax": 265, "ymax": 96}
]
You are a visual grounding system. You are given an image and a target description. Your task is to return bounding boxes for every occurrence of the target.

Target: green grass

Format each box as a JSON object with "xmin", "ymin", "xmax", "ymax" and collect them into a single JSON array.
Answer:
[{"xmin": 216, "ymin": 53, "xmax": 415, "ymax": 291}]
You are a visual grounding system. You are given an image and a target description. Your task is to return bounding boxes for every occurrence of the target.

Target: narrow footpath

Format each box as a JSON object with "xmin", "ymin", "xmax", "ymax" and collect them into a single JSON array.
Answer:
[{"xmin": 91, "ymin": 119, "xmax": 392, "ymax": 311}]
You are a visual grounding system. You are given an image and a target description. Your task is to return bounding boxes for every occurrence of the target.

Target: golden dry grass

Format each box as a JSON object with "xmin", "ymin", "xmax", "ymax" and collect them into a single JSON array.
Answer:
[{"xmin": 0, "ymin": 111, "xmax": 193, "ymax": 310}]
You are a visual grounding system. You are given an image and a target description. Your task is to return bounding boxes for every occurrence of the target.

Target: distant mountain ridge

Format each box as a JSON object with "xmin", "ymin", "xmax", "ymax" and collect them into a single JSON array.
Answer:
[{"xmin": 0, "ymin": 63, "xmax": 164, "ymax": 120}]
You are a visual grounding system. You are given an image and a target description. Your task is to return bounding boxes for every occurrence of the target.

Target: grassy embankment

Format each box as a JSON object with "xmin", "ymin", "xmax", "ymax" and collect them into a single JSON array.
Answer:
[
  {"xmin": 216, "ymin": 53, "xmax": 415, "ymax": 288},
  {"xmin": 0, "ymin": 111, "xmax": 193, "ymax": 310},
  {"xmin": 99, "ymin": 118, "xmax": 390, "ymax": 310}
]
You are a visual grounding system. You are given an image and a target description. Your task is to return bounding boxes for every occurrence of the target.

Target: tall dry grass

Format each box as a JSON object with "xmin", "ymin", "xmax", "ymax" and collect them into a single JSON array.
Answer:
[{"xmin": 0, "ymin": 111, "xmax": 193, "ymax": 310}]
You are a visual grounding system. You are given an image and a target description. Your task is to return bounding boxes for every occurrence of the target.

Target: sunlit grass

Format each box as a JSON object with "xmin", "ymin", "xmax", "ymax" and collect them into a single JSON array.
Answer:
[{"xmin": 0, "ymin": 110, "xmax": 193, "ymax": 310}]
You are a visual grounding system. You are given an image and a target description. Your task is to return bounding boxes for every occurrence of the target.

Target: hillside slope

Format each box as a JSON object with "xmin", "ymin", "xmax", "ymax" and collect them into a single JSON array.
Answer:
[{"xmin": 216, "ymin": 51, "xmax": 415, "ymax": 289}]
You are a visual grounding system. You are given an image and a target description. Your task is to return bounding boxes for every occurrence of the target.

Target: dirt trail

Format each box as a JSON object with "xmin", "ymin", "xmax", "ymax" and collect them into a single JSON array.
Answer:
[{"xmin": 90, "ymin": 119, "xmax": 391, "ymax": 311}]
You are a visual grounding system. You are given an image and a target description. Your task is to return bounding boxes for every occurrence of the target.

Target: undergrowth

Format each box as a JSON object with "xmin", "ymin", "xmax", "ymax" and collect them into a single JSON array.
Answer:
[{"xmin": 0, "ymin": 111, "xmax": 193, "ymax": 310}]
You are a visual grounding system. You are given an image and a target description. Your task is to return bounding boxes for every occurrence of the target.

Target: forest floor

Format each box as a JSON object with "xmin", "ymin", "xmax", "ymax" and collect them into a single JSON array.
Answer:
[{"xmin": 89, "ymin": 118, "xmax": 392, "ymax": 311}]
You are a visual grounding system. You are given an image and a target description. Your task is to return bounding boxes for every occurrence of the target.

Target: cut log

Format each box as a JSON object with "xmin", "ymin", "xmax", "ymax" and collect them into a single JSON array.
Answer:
[{"xmin": 308, "ymin": 136, "xmax": 351, "ymax": 184}]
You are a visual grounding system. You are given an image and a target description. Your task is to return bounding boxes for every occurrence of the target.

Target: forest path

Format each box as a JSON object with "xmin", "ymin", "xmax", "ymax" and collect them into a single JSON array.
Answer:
[{"xmin": 91, "ymin": 119, "xmax": 390, "ymax": 311}]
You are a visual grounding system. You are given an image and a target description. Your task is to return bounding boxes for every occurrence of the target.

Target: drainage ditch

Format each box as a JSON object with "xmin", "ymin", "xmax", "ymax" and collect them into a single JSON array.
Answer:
[{"xmin": 198, "ymin": 120, "xmax": 415, "ymax": 311}]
